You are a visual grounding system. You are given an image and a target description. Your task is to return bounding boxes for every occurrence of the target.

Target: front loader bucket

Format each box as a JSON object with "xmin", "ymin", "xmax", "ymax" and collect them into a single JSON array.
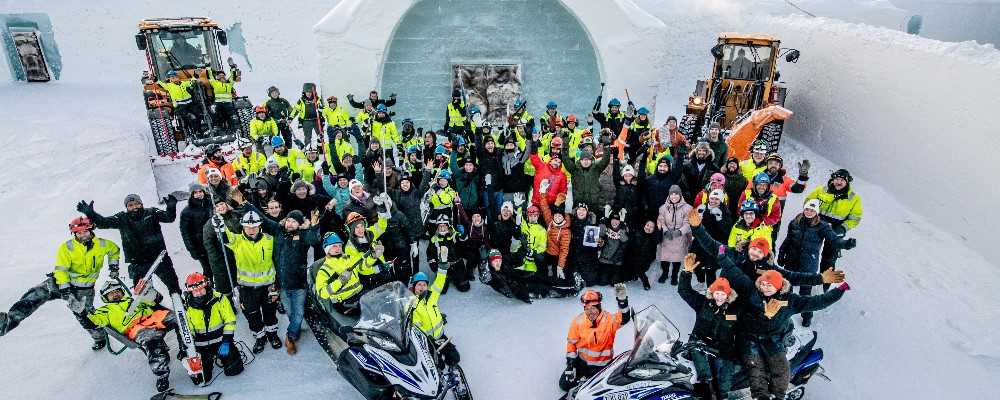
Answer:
[
  {"xmin": 151, "ymin": 155, "xmax": 199, "ymax": 204},
  {"xmin": 726, "ymin": 105, "xmax": 792, "ymax": 160}
]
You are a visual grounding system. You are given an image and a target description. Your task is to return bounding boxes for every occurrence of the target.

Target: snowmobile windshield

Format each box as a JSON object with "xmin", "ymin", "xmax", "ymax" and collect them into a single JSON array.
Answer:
[
  {"xmin": 354, "ymin": 281, "xmax": 416, "ymax": 352},
  {"xmin": 149, "ymin": 29, "xmax": 220, "ymax": 77},
  {"xmin": 624, "ymin": 307, "xmax": 682, "ymax": 375},
  {"xmin": 721, "ymin": 44, "xmax": 773, "ymax": 81}
]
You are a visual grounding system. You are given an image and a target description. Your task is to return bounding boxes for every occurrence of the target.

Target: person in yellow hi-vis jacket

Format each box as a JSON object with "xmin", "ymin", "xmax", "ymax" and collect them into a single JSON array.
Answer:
[
  {"xmin": 313, "ymin": 233, "xmax": 364, "ymax": 316},
  {"xmin": 0, "ymin": 216, "xmax": 120, "ymax": 345},
  {"xmin": 408, "ymin": 246, "xmax": 469, "ymax": 397}
]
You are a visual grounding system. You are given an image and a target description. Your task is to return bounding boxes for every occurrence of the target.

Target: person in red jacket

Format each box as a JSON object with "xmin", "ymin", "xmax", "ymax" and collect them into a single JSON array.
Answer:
[
  {"xmin": 738, "ymin": 172, "xmax": 782, "ymax": 226},
  {"xmin": 528, "ymin": 140, "xmax": 568, "ymax": 207}
]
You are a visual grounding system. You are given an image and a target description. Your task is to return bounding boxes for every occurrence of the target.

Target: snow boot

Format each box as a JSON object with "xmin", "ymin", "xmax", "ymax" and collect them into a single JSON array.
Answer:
[
  {"xmin": 252, "ymin": 337, "xmax": 267, "ymax": 354},
  {"xmin": 639, "ymin": 274, "xmax": 651, "ymax": 290},
  {"xmin": 155, "ymin": 374, "xmax": 170, "ymax": 393},
  {"xmin": 657, "ymin": 264, "xmax": 669, "ymax": 284},
  {"xmin": 285, "ymin": 336, "xmax": 297, "ymax": 355},
  {"xmin": 267, "ymin": 332, "xmax": 283, "ymax": 349},
  {"xmin": 91, "ymin": 335, "xmax": 108, "ymax": 351},
  {"xmin": 669, "ymin": 263, "xmax": 680, "ymax": 286}
]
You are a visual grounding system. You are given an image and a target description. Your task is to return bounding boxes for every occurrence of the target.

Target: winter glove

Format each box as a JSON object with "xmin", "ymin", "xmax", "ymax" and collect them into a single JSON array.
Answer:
[
  {"xmin": 438, "ymin": 260, "xmax": 450, "ymax": 272},
  {"xmin": 682, "ymin": 253, "xmax": 699, "ymax": 273},
  {"xmin": 614, "ymin": 283, "xmax": 628, "ymax": 301},
  {"xmin": 838, "ymin": 281, "xmax": 851, "ymax": 291},
  {"xmin": 218, "ymin": 342, "xmax": 231, "ymax": 358},
  {"xmin": 177, "ymin": 349, "xmax": 188, "ymax": 361},
  {"xmin": 484, "ymin": 174, "xmax": 492, "ymax": 187},
  {"xmin": 709, "ymin": 207, "xmax": 723, "ymax": 221},
  {"xmin": 797, "ymin": 159, "xmax": 811, "ymax": 178},
  {"xmin": 663, "ymin": 229, "xmax": 675, "ymax": 240},
  {"xmin": 556, "ymin": 267, "xmax": 566, "ymax": 280},
  {"xmin": 268, "ymin": 285, "xmax": 280, "ymax": 303},
  {"xmin": 290, "ymin": 172, "xmax": 302, "ymax": 182},
  {"xmin": 163, "ymin": 194, "xmax": 178, "ymax": 207},
  {"xmin": 409, "ymin": 243, "xmax": 419, "ymax": 258},
  {"xmin": 338, "ymin": 271, "xmax": 352, "ymax": 284},
  {"xmin": 76, "ymin": 200, "xmax": 94, "ymax": 214},
  {"xmin": 108, "ymin": 260, "xmax": 120, "ymax": 278},
  {"xmin": 373, "ymin": 194, "xmax": 385, "ymax": 206},
  {"xmin": 763, "ymin": 299, "xmax": 788, "ymax": 319},
  {"xmin": 373, "ymin": 244, "xmax": 385, "ymax": 260},
  {"xmin": 539, "ymin": 179, "xmax": 550, "ymax": 194},
  {"xmin": 821, "ymin": 269, "xmax": 846, "ymax": 284},
  {"xmin": 438, "ymin": 246, "xmax": 449, "ymax": 263},
  {"xmin": 603, "ymin": 204, "xmax": 612, "ymax": 219},
  {"xmin": 389, "ymin": 93, "xmax": 397, "ymax": 99},
  {"xmin": 512, "ymin": 193, "xmax": 526, "ymax": 208},
  {"xmin": 832, "ymin": 224, "xmax": 847, "ymax": 238},
  {"xmin": 212, "ymin": 215, "xmax": 226, "ymax": 234},
  {"xmin": 688, "ymin": 209, "xmax": 703, "ymax": 228},
  {"xmin": 843, "ymin": 238, "xmax": 857, "ymax": 250}
]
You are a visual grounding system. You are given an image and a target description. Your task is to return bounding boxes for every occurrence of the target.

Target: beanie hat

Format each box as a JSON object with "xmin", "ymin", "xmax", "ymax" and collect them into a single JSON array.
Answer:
[
  {"xmin": 189, "ymin": 182, "xmax": 206, "ymax": 193},
  {"xmin": 757, "ymin": 269, "xmax": 784, "ymax": 291},
  {"xmin": 206, "ymin": 168, "xmax": 222, "ymax": 179},
  {"xmin": 708, "ymin": 277, "xmax": 732, "ymax": 297},
  {"xmin": 710, "ymin": 173, "xmax": 726, "ymax": 186},
  {"xmin": 579, "ymin": 151, "xmax": 594, "ymax": 162},
  {"xmin": 668, "ymin": 184, "xmax": 683, "ymax": 196},
  {"xmin": 266, "ymin": 157, "xmax": 279, "ymax": 169},
  {"xmin": 123, "ymin": 194, "xmax": 143, "ymax": 206},
  {"xmin": 291, "ymin": 179, "xmax": 311, "ymax": 193},
  {"xmin": 621, "ymin": 164, "xmax": 636, "ymax": 177},
  {"xmin": 488, "ymin": 250, "xmax": 503, "ymax": 264},
  {"xmin": 804, "ymin": 199, "xmax": 821, "ymax": 214},
  {"xmin": 749, "ymin": 237, "xmax": 772, "ymax": 257},
  {"xmin": 501, "ymin": 201, "xmax": 514, "ymax": 213},
  {"xmin": 709, "ymin": 189, "xmax": 725, "ymax": 201},
  {"xmin": 349, "ymin": 179, "xmax": 363, "ymax": 191},
  {"xmin": 286, "ymin": 210, "xmax": 305, "ymax": 224}
]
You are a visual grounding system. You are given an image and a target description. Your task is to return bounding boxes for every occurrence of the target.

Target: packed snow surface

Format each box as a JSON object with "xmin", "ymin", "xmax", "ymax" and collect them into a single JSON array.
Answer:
[{"xmin": 2, "ymin": 0, "xmax": 999, "ymax": 398}]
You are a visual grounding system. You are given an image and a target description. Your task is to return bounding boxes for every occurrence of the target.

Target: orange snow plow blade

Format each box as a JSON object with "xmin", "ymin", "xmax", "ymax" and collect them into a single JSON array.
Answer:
[{"xmin": 727, "ymin": 105, "xmax": 793, "ymax": 160}]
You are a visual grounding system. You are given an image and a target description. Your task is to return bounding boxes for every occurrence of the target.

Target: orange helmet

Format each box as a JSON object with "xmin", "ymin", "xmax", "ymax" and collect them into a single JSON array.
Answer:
[
  {"xmin": 566, "ymin": 114, "xmax": 577, "ymax": 124},
  {"xmin": 254, "ymin": 105, "xmax": 267, "ymax": 114},
  {"xmin": 185, "ymin": 272, "xmax": 209, "ymax": 291},
  {"xmin": 580, "ymin": 289, "xmax": 602, "ymax": 307},
  {"xmin": 69, "ymin": 216, "xmax": 94, "ymax": 234},
  {"xmin": 345, "ymin": 212, "xmax": 366, "ymax": 226}
]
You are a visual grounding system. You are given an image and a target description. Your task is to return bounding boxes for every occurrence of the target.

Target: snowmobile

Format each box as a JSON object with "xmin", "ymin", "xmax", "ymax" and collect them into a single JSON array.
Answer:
[
  {"xmin": 309, "ymin": 280, "xmax": 472, "ymax": 400},
  {"xmin": 561, "ymin": 306, "xmax": 826, "ymax": 400}
]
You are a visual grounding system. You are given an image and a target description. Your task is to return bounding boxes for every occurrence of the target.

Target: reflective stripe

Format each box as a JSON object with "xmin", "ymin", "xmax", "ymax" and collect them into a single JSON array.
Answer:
[
  {"xmin": 195, "ymin": 337, "xmax": 223, "ymax": 347},
  {"xmin": 325, "ymin": 280, "xmax": 360, "ymax": 297},
  {"xmin": 65, "ymin": 240, "xmax": 74, "ymax": 251},
  {"xmin": 70, "ymin": 282, "xmax": 96, "ymax": 288},
  {"xmin": 566, "ymin": 352, "xmax": 577, "ymax": 358},
  {"xmin": 175, "ymin": 98, "xmax": 192, "ymax": 105},
  {"xmin": 237, "ymin": 269, "xmax": 275, "ymax": 286},
  {"xmin": 576, "ymin": 348, "xmax": 612, "ymax": 358},
  {"xmin": 192, "ymin": 322, "xmax": 226, "ymax": 335},
  {"xmin": 54, "ymin": 265, "xmax": 70, "ymax": 272}
]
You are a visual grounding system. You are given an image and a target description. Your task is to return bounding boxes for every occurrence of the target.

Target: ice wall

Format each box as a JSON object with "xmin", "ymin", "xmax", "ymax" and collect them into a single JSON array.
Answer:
[{"xmin": 757, "ymin": 15, "xmax": 1000, "ymax": 258}]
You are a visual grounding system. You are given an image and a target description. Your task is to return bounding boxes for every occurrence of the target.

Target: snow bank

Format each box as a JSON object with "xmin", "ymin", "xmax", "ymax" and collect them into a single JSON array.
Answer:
[{"xmin": 755, "ymin": 14, "xmax": 1000, "ymax": 258}]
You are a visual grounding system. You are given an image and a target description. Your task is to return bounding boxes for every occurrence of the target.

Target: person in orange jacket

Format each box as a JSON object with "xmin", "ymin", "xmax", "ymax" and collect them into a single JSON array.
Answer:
[
  {"xmin": 197, "ymin": 144, "xmax": 238, "ymax": 186},
  {"xmin": 560, "ymin": 285, "xmax": 632, "ymax": 391}
]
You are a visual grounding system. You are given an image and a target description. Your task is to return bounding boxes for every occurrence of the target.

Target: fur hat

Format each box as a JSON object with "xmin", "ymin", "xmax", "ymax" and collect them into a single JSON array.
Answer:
[
  {"xmin": 708, "ymin": 277, "xmax": 732, "ymax": 296},
  {"xmin": 757, "ymin": 269, "xmax": 784, "ymax": 291},
  {"xmin": 291, "ymin": 179, "xmax": 315, "ymax": 195}
]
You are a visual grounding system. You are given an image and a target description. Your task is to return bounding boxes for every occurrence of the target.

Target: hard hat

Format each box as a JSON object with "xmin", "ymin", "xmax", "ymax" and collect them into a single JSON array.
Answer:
[
  {"xmin": 271, "ymin": 136, "xmax": 285, "ymax": 148},
  {"xmin": 69, "ymin": 216, "xmax": 94, "ymax": 234},
  {"xmin": 753, "ymin": 172, "xmax": 771, "ymax": 185},
  {"xmin": 322, "ymin": 232, "xmax": 343, "ymax": 250},
  {"xmin": 99, "ymin": 280, "xmax": 127, "ymax": 303},
  {"xmin": 410, "ymin": 272, "xmax": 429, "ymax": 286},
  {"xmin": 254, "ymin": 105, "xmax": 267, "ymax": 114},
  {"xmin": 240, "ymin": 211, "xmax": 263, "ymax": 227},
  {"xmin": 580, "ymin": 289, "xmax": 602, "ymax": 306},
  {"xmin": 740, "ymin": 199, "xmax": 760, "ymax": 214},
  {"xmin": 185, "ymin": 272, "xmax": 209, "ymax": 291},
  {"xmin": 608, "ymin": 98, "xmax": 621, "ymax": 107},
  {"xmin": 546, "ymin": 100, "xmax": 557, "ymax": 109}
]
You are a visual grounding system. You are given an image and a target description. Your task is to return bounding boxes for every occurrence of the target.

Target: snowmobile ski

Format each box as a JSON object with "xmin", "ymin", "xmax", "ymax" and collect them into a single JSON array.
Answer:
[
  {"xmin": 127, "ymin": 250, "xmax": 167, "ymax": 315},
  {"xmin": 150, "ymin": 388, "xmax": 222, "ymax": 400},
  {"xmin": 169, "ymin": 292, "xmax": 205, "ymax": 383}
]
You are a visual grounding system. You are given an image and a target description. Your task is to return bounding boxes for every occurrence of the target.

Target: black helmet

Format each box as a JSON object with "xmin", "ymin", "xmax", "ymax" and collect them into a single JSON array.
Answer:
[
  {"xmin": 205, "ymin": 144, "xmax": 222, "ymax": 157},
  {"xmin": 830, "ymin": 169, "xmax": 853, "ymax": 182}
]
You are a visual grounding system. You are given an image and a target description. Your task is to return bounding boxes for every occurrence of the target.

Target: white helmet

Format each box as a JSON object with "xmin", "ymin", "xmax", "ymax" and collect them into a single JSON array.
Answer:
[
  {"xmin": 241, "ymin": 211, "xmax": 263, "ymax": 227},
  {"xmin": 237, "ymin": 137, "xmax": 253, "ymax": 148},
  {"xmin": 99, "ymin": 280, "xmax": 127, "ymax": 303}
]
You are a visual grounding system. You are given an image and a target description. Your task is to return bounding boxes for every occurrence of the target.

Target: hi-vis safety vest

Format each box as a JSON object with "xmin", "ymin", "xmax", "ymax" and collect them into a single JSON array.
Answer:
[
  {"xmin": 158, "ymin": 80, "xmax": 195, "ymax": 105},
  {"xmin": 566, "ymin": 310, "xmax": 624, "ymax": 367},
  {"xmin": 518, "ymin": 221, "xmax": 548, "ymax": 272},
  {"xmin": 54, "ymin": 237, "xmax": 121, "ymax": 289},
  {"xmin": 209, "ymin": 79, "xmax": 235, "ymax": 103},
  {"xmin": 728, "ymin": 222, "xmax": 773, "ymax": 248},
  {"xmin": 314, "ymin": 255, "xmax": 363, "ymax": 302},
  {"xmin": 234, "ymin": 152, "xmax": 267, "ymax": 176},
  {"xmin": 411, "ymin": 271, "xmax": 448, "ymax": 339},
  {"xmin": 224, "ymin": 231, "xmax": 275, "ymax": 287},
  {"xmin": 447, "ymin": 102, "xmax": 466, "ymax": 127},
  {"xmin": 88, "ymin": 295, "xmax": 162, "ymax": 340},
  {"xmin": 185, "ymin": 292, "xmax": 237, "ymax": 347},
  {"xmin": 805, "ymin": 186, "xmax": 863, "ymax": 231}
]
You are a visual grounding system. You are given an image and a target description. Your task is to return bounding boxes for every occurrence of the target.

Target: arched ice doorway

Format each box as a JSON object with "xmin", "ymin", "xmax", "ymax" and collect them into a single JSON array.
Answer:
[{"xmin": 379, "ymin": 0, "xmax": 602, "ymax": 128}]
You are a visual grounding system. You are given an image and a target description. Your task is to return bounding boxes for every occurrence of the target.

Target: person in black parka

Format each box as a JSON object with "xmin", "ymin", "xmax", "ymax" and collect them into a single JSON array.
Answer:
[
  {"xmin": 78, "ymin": 193, "xmax": 181, "ymax": 294},
  {"xmin": 180, "ymin": 183, "xmax": 213, "ymax": 277}
]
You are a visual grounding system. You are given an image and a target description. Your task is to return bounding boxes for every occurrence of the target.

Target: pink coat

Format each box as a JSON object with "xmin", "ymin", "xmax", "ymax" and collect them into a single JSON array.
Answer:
[{"xmin": 657, "ymin": 200, "xmax": 693, "ymax": 262}]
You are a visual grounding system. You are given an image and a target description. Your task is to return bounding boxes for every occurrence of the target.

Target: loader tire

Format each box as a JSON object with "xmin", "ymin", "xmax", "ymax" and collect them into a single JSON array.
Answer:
[
  {"xmin": 759, "ymin": 120, "xmax": 784, "ymax": 154},
  {"xmin": 234, "ymin": 97, "xmax": 254, "ymax": 139},
  {"xmin": 679, "ymin": 113, "xmax": 698, "ymax": 142},
  {"xmin": 148, "ymin": 108, "xmax": 178, "ymax": 156}
]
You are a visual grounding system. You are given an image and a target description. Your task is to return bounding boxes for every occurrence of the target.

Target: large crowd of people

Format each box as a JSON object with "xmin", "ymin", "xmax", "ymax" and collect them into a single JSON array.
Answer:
[{"xmin": 0, "ymin": 80, "xmax": 864, "ymax": 400}]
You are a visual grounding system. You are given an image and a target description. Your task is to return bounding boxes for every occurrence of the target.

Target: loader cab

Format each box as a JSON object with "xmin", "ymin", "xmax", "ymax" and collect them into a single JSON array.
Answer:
[
  {"xmin": 135, "ymin": 17, "xmax": 227, "ymax": 83},
  {"xmin": 682, "ymin": 34, "xmax": 799, "ymax": 156}
]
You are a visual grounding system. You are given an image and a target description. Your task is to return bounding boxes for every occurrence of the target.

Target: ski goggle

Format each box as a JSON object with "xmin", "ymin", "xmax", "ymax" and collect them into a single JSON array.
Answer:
[{"xmin": 186, "ymin": 280, "xmax": 209, "ymax": 291}]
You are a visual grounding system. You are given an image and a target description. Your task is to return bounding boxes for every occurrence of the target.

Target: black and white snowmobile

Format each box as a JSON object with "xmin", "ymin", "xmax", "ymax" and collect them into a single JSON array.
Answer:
[
  {"xmin": 335, "ymin": 281, "xmax": 472, "ymax": 400},
  {"xmin": 561, "ymin": 307, "xmax": 826, "ymax": 400}
]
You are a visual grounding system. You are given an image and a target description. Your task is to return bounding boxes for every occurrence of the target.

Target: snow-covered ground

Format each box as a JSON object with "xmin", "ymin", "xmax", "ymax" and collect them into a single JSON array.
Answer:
[
  {"xmin": 1, "ymin": 81, "xmax": 997, "ymax": 399},
  {"xmin": 2, "ymin": 0, "xmax": 998, "ymax": 398}
]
